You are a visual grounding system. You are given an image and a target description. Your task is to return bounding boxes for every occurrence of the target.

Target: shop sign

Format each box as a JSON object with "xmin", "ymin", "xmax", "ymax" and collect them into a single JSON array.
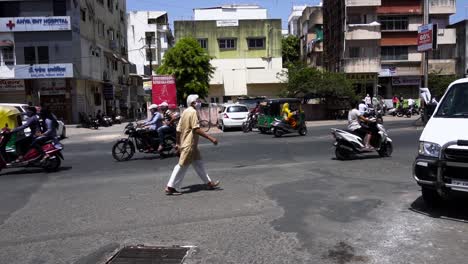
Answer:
[
  {"xmin": 152, "ymin": 75, "xmax": 177, "ymax": 108},
  {"xmin": 379, "ymin": 66, "xmax": 397, "ymax": 77},
  {"xmin": 0, "ymin": 79, "xmax": 24, "ymax": 91},
  {"xmin": 217, "ymin": 20, "xmax": 239, "ymax": 27},
  {"xmin": 15, "ymin": 63, "xmax": 73, "ymax": 79},
  {"xmin": 0, "ymin": 16, "xmax": 71, "ymax": 32},
  {"xmin": 143, "ymin": 81, "xmax": 152, "ymax": 91},
  {"xmin": 103, "ymin": 83, "xmax": 114, "ymax": 100},
  {"xmin": 392, "ymin": 76, "xmax": 421, "ymax": 86},
  {"xmin": 39, "ymin": 79, "xmax": 66, "ymax": 95}
]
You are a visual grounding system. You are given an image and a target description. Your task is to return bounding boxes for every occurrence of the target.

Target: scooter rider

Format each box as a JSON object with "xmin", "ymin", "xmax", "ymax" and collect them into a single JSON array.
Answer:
[
  {"xmin": 11, "ymin": 106, "xmax": 41, "ymax": 161},
  {"xmin": 157, "ymin": 102, "xmax": 178, "ymax": 152},
  {"xmin": 34, "ymin": 108, "xmax": 59, "ymax": 162},
  {"xmin": 348, "ymin": 102, "xmax": 374, "ymax": 150},
  {"xmin": 141, "ymin": 104, "xmax": 163, "ymax": 152}
]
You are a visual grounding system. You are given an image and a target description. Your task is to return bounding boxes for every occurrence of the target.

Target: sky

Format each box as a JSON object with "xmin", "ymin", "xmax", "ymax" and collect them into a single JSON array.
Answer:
[{"xmin": 127, "ymin": 0, "xmax": 468, "ymax": 29}]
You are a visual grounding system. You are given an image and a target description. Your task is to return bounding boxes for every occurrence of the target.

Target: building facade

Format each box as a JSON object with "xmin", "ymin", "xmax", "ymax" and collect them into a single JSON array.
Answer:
[
  {"xmin": 175, "ymin": 5, "xmax": 284, "ymax": 103},
  {"xmin": 0, "ymin": 0, "xmax": 130, "ymax": 123},
  {"xmin": 450, "ymin": 20, "xmax": 468, "ymax": 78},
  {"xmin": 127, "ymin": 11, "xmax": 173, "ymax": 77},
  {"xmin": 288, "ymin": 5, "xmax": 307, "ymax": 36},
  {"xmin": 323, "ymin": 0, "xmax": 456, "ymax": 99},
  {"xmin": 297, "ymin": 5, "xmax": 324, "ymax": 68}
]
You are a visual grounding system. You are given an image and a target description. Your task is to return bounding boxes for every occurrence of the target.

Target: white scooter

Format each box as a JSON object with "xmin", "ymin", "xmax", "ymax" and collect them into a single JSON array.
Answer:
[{"xmin": 331, "ymin": 119, "xmax": 393, "ymax": 160}]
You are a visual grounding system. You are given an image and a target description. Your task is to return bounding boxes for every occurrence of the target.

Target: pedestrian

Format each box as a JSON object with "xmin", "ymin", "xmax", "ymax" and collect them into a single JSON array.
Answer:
[
  {"xmin": 165, "ymin": 94, "xmax": 220, "ymax": 195},
  {"xmin": 392, "ymin": 95, "xmax": 399, "ymax": 108}
]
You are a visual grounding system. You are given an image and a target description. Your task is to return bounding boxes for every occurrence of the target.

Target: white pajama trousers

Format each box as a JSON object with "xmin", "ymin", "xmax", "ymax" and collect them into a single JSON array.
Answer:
[{"xmin": 167, "ymin": 160, "xmax": 212, "ymax": 189}]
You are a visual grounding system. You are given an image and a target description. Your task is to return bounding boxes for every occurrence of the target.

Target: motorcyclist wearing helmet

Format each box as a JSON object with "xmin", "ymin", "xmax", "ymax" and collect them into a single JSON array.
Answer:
[
  {"xmin": 140, "ymin": 104, "xmax": 163, "ymax": 152},
  {"xmin": 156, "ymin": 102, "xmax": 178, "ymax": 152}
]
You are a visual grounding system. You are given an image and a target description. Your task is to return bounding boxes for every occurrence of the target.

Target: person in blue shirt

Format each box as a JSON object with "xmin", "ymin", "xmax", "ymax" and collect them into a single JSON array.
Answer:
[{"xmin": 141, "ymin": 104, "xmax": 163, "ymax": 152}]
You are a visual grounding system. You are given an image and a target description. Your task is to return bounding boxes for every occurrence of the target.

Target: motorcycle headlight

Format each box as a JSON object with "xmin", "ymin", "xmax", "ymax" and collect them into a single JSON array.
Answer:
[{"xmin": 418, "ymin": 141, "xmax": 441, "ymax": 158}]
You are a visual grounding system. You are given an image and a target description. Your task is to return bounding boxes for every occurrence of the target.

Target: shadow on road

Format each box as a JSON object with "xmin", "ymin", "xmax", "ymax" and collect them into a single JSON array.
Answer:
[
  {"xmin": 409, "ymin": 196, "xmax": 468, "ymax": 223},
  {"xmin": 331, "ymin": 154, "xmax": 385, "ymax": 161},
  {"xmin": 181, "ymin": 184, "xmax": 223, "ymax": 194},
  {"xmin": 0, "ymin": 166, "xmax": 72, "ymax": 177}
]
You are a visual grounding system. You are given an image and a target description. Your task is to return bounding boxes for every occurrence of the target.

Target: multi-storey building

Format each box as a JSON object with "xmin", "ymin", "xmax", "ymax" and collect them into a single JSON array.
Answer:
[
  {"xmin": 174, "ymin": 5, "xmax": 284, "ymax": 103},
  {"xmin": 297, "ymin": 5, "xmax": 324, "ymax": 68},
  {"xmin": 324, "ymin": 0, "xmax": 456, "ymax": 99},
  {"xmin": 0, "ymin": 0, "xmax": 130, "ymax": 123},
  {"xmin": 449, "ymin": 19, "xmax": 467, "ymax": 78},
  {"xmin": 127, "ymin": 11, "xmax": 173, "ymax": 77},
  {"xmin": 288, "ymin": 5, "xmax": 307, "ymax": 36}
]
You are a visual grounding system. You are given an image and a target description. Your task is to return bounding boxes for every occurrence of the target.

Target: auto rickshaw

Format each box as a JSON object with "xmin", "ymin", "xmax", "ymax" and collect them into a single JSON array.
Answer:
[
  {"xmin": 0, "ymin": 105, "xmax": 23, "ymax": 151},
  {"xmin": 256, "ymin": 98, "xmax": 306, "ymax": 135}
]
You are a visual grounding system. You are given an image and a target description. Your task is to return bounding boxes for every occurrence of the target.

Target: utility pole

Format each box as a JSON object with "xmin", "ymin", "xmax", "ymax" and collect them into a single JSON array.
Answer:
[{"xmin": 423, "ymin": 0, "xmax": 429, "ymax": 88}]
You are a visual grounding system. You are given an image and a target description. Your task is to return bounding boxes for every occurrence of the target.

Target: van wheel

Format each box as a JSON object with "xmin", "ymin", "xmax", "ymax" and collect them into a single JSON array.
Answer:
[{"xmin": 422, "ymin": 187, "xmax": 443, "ymax": 207}]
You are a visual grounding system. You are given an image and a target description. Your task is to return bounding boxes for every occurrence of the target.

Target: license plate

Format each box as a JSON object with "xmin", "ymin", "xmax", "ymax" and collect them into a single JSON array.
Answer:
[{"xmin": 451, "ymin": 179, "xmax": 468, "ymax": 192}]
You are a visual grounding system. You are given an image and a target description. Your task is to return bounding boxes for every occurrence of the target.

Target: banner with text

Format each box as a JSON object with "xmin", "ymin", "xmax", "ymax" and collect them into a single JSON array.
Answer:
[
  {"xmin": 152, "ymin": 75, "xmax": 177, "ymax": 108},
  {"xmin": 15, "ymin": 64, "xmax": 73, "ymax": 79},
  {"xmin": 417, "ymin": 24, "xmax": 437, "ymax": 52},
  {"xmin": 0, "ymin": 16, "xmax": 71, "ymax": 32},
  {"xmin": 0, "ymin": 80, "xmax": 24, "ymax": 91}
]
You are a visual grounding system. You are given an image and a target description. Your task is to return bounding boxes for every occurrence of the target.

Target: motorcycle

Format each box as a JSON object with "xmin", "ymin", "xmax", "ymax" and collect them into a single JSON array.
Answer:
[
  {"xmin": 113, "ymin": 115, "xmax": 123, "ymax": 124},
  {"xmin": 0, "ymin": 129, "xmax": 64, "ymax": 173},
  {"xmin": 364, "ymin": 107, "xmax": 384, "ymax": 124},
  {"xmin": 331, "ymin": 119, "xmax": 393, "ymax": 160},
  {"xmin": 272, "ymin": 115, "xmax": 307, "ymax": 137},
  {"xmin": 242, "ymin": 112, "xmax": 258, "ymax": 133},
  {"xmin": 79, "ymin": 112, "xmax": 99, "ymax": 129},
  {"xmin": 111, "ymin": 122, "xmax": 176, "ymax": 161}
]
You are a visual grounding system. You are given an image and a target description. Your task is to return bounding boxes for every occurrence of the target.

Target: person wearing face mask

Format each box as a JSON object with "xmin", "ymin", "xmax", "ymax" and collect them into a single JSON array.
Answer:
[
  {"xmin": 11, "ymin": 106, "xmax": 41, "ymax": 162},
  {"xmin": 165, "ymin": 94, "xmax": 220, "ymax": 195},
  {"xmin": 157, "ymin": 102, "xmax": 179, "ymax": 152}
]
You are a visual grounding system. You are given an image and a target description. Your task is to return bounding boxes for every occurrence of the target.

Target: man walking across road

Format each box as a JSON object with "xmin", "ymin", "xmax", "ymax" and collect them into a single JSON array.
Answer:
[{"xmin": 165, "ymin": 94, "xmax": 220, "ymax": 195}]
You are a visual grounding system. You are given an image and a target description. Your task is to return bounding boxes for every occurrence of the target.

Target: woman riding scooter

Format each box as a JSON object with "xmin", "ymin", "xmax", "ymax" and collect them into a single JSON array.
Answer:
[{"xmin": 11, "ymin": 106, "xmax": 41, "ymax": 162}]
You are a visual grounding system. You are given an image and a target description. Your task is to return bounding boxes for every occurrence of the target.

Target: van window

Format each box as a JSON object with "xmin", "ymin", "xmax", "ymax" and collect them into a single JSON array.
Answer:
[
  {"xmin": 227, "ymin": 106, "xmax": 248, "ymax": 113},
  {"xmin": 435, "ymin": 83, "xmax": 468, "ymax": 118}
]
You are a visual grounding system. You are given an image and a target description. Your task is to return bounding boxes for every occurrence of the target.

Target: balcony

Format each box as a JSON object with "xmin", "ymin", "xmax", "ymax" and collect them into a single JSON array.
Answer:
[
  {"xmin": 429, "ymin": 59, "xmax": 456, "ymax": 75},
  {"xmin": 429, "ymin": 0, "xmax": 456, "ymax": 15},
  {"xmin": 346, "ymin": 0, "xmax": 381, "ymax": 7},
  {"xmin": 346, "ymin": 23, "xmax": 381, "ymax": 40},
  {"xmin": 437, "ymin": 28, "xmax": 456, "ymax": 45},
  {"xmin": 343, "ymin": 58, "xmax": 380, "ymax": 73}
]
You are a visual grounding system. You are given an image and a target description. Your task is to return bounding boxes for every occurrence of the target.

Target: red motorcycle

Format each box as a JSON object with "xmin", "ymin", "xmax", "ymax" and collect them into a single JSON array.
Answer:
[{"xmin": 0, "ymin": 129, "xmax": 64, "ymax": 173}]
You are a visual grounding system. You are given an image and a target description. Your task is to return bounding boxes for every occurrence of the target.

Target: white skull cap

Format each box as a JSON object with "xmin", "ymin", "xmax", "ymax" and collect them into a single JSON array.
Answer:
[
  {"xmin": 187, "ymin": 94, "xmax": 199, "ymax": 106},
  {"xmin": 160, "ymin": 102, "xmax": 169, "ymax": 107},
  {"xmin": 149, "ymin": 104, "xmax": 158, "ymax": 110}
]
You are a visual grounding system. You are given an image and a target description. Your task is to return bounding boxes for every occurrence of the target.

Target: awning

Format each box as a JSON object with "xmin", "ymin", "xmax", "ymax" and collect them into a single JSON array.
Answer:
[
  {"xmin": 104, "ymin": 51, "xmax": 119, "ymax": 60},
  {"xmin": 120, "ymin": 57, "xmax": 129, "ymax": 64},
  {"xmin": 0, "ymin": 40, "xmax": 14, "ymax": 47}
]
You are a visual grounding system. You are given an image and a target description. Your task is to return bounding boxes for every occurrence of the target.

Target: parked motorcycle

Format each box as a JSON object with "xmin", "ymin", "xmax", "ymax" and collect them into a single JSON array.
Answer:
[
  {"xmin": 0, "ymin": 130, "xmax": 64, "ymax": 172},
  {"xmin": 331, "ymin": 119, "xmax": 393, "ymax": 160},
  {"xmin": 272, "ymin": 116, "xmax": 307, "ymax": 137},
  {"xmin": 113, "ymin": 115, "xmax": 123, "ymax": 124},
  {"xmin": 111, "ymin": 123, "xmax": 176, "ymax": 161},
  {"xmin": 79, "ymin": 112, "xmax": 99, "ymax": 129},
  {"xmin": 242, "ymin": 112, "xmax": 258, "ymax": 133}
]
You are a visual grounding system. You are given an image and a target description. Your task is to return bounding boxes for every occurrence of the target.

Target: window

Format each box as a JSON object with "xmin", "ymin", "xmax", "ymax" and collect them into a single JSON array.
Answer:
[
  {"xmin": 0, "ymin": 2, "xmax": 19, "ymax": 17},
  {"xmin": 227, "ymin": 106, "xmax": 249, "ymax": 113},
  {"xmin": 80, "ymin": 9, "xmax": 86, "ymax": 22},
  {"xmin": 113, "ymin": 60, "xmax": 118, "ymax": 71},
  {"xmin": 108, "ymin": 28, "xmax": 115, "ymax": 40},
  {"xmin": 349, "ymin": 47, "xmax": 360, "ymax": 58},
  {"xmin": 381, "ymin": 46, "xmax": 408, "ymax": 60},
  {"xmin": 37, "ymin": 46, "xmax": 49, "ymax": 64},
  {"xmin": 53, "ymin": 0, "xmax": 66, "ymax": 16},
  {"xmin": 145, "ymin": 32, "xmax": 156, "ymax": 45},
  {"xmin": 107, "ymin": 0, "xmax": 114, "ymax": 13},
  {"xmin": 248, "ymin": 38, "xmax": 265, "ymax": 49},
  {"xmin": 97, "ymin": 21, "xmax": 105, "ymax": 37},
  {"xmin": 120, "ymin": 10, "xmax": 125, "ymax": 23},
  {"xmin": 97, "ymin": 0, "xmax": 104, "ymax": 5},
  {"xmin": 145, "ymin": 48, "xmax": 156, "ymax": 61},
  {"xmin": 24, "ymin": 47, "xmax": 36, "ymax": 64},
  {"xmin": 431, "ymin": 0, "xmax": 455, "ymax": 7},
  {"xmin": 0, "ymin": 47, "xmax": 14, "ymax": 66},
  {"xmin": 435, "ymin": 83, "xmax": 468, "ymax": 117},
  {"xmin": 198, "ymin": 39, "xmax": 208, "ymax": 49},
  {"xmin": 380, "ymin": 16, "xmax": 409, "ymax": 31},
  {"xmin": 219, "ymin": 39, "xmax": 236, "ymax": 50}
]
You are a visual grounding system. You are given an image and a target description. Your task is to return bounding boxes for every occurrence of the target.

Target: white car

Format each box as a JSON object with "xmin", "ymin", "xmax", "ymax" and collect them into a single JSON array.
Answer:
[
  {"xmin": 218, "ymin": 104, "xmax": 249, "ymax": 132},
  {"xmin": 0, "ymin": 103, "xmax": 66, "ymax": 138}
]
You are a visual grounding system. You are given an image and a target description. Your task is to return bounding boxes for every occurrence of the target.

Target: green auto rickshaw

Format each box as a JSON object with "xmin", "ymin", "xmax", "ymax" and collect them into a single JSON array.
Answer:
[{"xmin": 256, "ymin": 98, "xmax": 305, "ymax": 134}]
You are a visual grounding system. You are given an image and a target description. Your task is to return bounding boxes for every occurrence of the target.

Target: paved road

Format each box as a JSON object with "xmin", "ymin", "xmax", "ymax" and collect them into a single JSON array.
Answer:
[{"xmin": 0, "ymin": 119, "xmax": 467, "ymax": 264}]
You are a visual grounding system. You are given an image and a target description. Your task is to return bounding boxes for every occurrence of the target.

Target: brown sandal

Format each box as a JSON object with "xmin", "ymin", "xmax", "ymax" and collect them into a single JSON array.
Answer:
[
  {"xmin": 206, "ymin": 181, "xmax": 220, "ymax": 190},
  {"xmin": 165, "ymin": 187, "xmax": 182, "ymax": 195}
]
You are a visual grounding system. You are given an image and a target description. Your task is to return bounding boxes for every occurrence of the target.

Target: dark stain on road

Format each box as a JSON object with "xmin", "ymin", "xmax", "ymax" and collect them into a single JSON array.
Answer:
[
  {"xmin": 321, "ymin": 199, "xmax": 383, "ymax": 223},
  {"xmin": 323, "ymin": 242, "xmax": 369, "ymax": 264}
]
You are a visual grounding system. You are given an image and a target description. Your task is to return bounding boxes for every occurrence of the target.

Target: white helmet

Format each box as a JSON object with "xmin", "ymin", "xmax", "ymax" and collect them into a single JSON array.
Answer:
[{"xmin": 149, "ymin": 104, "xmax": 158, "ymax": 110}]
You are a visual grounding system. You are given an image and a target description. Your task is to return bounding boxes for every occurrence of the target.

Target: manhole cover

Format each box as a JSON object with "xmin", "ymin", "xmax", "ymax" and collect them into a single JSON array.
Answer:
[{"xmin": 106, "ymin": 245, "xmax": 189, "ymax": 264}]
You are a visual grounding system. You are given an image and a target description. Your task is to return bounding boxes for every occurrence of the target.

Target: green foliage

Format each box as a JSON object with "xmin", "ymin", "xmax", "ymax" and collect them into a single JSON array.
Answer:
[
  {"xmin": 282, "ymin": 35, "xmax": 301, "ymax": 67},
  {"xmin": 278, "ymin": 63, "xmax": 356, "ymax": 100},
  {"xmin": 157, "ymin": 37, "xmax": 215, "ymax": 104},
  {"xmin": 428, "ymin": 72, "xmax": 458, "ymax": 99}
]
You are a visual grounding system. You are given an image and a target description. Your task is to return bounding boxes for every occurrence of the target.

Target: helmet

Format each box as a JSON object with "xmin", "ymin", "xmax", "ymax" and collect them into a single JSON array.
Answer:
[
  {"xmin": 149, "ymin": 104, "xmax": 158, "ymax": 110},
  {"xmin": 160, "ymin": 102, "xmax": 169, "ymax": 107}
]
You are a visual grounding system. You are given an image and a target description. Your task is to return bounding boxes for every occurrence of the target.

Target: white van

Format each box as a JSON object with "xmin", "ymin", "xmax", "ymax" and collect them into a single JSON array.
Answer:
[{"xmin": 413, "ymin": 78, "xmax": 468, "ymax": 206}]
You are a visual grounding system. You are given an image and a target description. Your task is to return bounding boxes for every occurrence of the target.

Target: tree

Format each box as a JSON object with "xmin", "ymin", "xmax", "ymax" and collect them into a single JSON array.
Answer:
[
  {"xmin": 278, "ymin": 63, "xmax": 356, "ymax": 100},
  {"xmin": 282, "ymin": 35, "xmax": 301, "ymax": 67},
  {"xmin": 428, "ymin": 72, "xmax": 458, "ymax": 99},
  {"xmin": 157, "ymin": 37, "xmax": 215, "ymax": 104}
]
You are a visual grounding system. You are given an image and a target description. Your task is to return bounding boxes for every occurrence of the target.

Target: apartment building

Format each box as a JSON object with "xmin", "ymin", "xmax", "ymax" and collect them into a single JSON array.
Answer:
[
  {"xmin": 288, "ymin": 5, "xmax": 307, "ymax": 36},
  {"xmin": 127, "ymin": 11, "xmax": 173, "ymax": 77},
  {"xmin": 297, "ymin": 5, "xmax": 324, "ymax": 68},
  {"xmin": 175, "ymin": 5, "xmax": 284, "ymax": 103},
  {"xmin": 324, "ymin": 0, "xmax": 456, "ymax": 99},
  {"xmin": 449, "ymin": 20, "xmax": 468, "ymax": 78},
  {"xmin": 0, "ymin": 0, "xmax": 130, "ymax": 123}
]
